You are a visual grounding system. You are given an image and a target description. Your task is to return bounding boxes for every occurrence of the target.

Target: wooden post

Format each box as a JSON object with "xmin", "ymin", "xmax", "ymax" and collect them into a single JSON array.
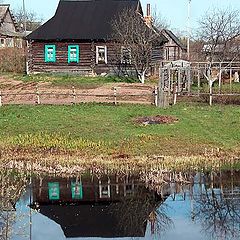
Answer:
[
  {"xmin": 114, "ymin": 87, "xmax": 117, "ymax": 105},
  {"xmin": 173, "ymin": 83, "xmax": 177, "ymax": 105},
  {"xmin": 218, "ymin": 63, "xmax": 222, "ymax": 94},
  {"xmin": 158, "ymin": 68, "xmax": 165, "ymax": 107},
  {"xmin": 168, "ymin": 67, "xmax": 171, "ymax": 95},
  {"xmin": 187, "ymin": 67, "xmax": 191, "ymax": 94},
  {"xmin": 72, "ymin": 86, "xmax": 76, "ymax": 104},
  {"xmin": 209, "ymin": 80, "xmax": 213, "ymax": 106},
  {"xmin": 154, "ymin": 86, "xmax": 158, "ymax": 106},
  {"xmin": 36, "ymin": 87, "xmax": 40, "ymax": 105},
  {"xmin": 0, "ymin": 91, "xmax": 2, "ymax": 107},
  {"xmin": 230, "ymin": 65, "xmax": 232, "ymax": 93},
  {"xmin": 177, "ymin": 68, "xmax": 181, "ymax": 93},
  {"xmin": 197, "ymin": 63, "xmax": 201, "ymax": 96}
]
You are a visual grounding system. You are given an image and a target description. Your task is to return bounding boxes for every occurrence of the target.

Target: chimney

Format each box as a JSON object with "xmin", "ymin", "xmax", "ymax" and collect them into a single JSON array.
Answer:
[
  {"xmin": 147, "ymin": 3, "xmax": 151, "ymax": 17},
  {"xmin": 145, "ymin": 4, "xmax": 152, "ymax": 27}
]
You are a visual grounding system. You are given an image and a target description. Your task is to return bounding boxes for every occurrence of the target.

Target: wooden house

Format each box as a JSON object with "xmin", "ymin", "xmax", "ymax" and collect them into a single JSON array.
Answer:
[
  {"xmin": 26, "ymin": 0, "xmax": 167, "ymax": 76},
  {"xmin": 162, "ymin": 29, "xmax": 187, "ymax": 61},
  {"xmin": 0, "ymin": 4, "xmax": 23, "ymax": 48}
]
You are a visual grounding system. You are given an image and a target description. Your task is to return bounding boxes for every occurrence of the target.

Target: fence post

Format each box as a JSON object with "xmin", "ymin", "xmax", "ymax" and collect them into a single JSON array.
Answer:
[
  {"xmin": 173, "ymin": 83, "xmax": 177, "ymax": 105},
  {"xmin": 197, "ymin": 63, "xmax": 201, "ymax": 96},
  {"xmin": 218, "ymin": 63, "xmax": 222, "ymax": 94},
  {"xmin": 114, "ymin": 87, "xmax": 117, "ymax": 105},
  {"xmin": 230, "ymin": 64, "xmax": 232, "ymax": 93},
  {"xmin": 209, "ymin": 80, "xmax": 213, "ymax": 106},
  {"xmin": 154, "ymin": 86, "xmax": 158, "ymax": 106},
  {"xmin": 36, "ymin": 87, "xmax": 40, "ymax": 105},
  {"xmin": 72, "ymin": 86, "xmax": 76, "ymax": 104},
  {"xmin": 0, "ymin": 91, "xmax": 2, "ymax": 107}
]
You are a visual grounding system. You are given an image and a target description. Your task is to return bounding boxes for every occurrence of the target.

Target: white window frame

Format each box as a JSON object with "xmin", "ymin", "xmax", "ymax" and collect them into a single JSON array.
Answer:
[
  {"xmin": 96, "ymin": 46, "xmax": 107, "ymax": 64},
  {"xmin": 6, "ymin": 38, "xmax": 14, "ymax": 48},
  {"xmin": 99, "ymin": 179, "xmax": 111, "ymax": 198}
]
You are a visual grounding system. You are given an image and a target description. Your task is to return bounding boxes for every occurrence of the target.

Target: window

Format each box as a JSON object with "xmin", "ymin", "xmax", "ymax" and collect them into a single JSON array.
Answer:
[
  {"xmin": 6, "ymin": 38, "xmax": 14, "ymax": 48},
  {"xmin": 45, "ymin": 45, "xmax": 56, "ymax": 62},
  {"xmin": 71, "ymin": 181, "xmax": 83, "ymax": 200},
  {"xmin": 48, "ymin": 182, "xmax": 60, "ymax": 200},
  {"xmin": 0, "ymin": 38, "xmax": 5, "ymax": 48},
  {"xmin": 99, "ymin": 180, "xmax": 111, "ymax": 198},
  {"xmin": 68, "ymin": 45, "xmax": 79, "ymax": 63},
  {"xmin": 96, "ymin": 46, "xmax": 107, "ymax": 64},
  {"xmin": 121, "ymin": 46, "xmax": 131, "ymax": 64}
]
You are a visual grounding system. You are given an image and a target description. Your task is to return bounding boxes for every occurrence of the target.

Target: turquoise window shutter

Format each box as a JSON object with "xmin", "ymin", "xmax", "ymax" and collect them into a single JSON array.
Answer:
[
  {"xmin": 45, "ymin": 45, "xmax": 56, "ymax": 62},
  {"xmin": 68, "ymin": 45, "xmax": 79, "ymax": 63}
]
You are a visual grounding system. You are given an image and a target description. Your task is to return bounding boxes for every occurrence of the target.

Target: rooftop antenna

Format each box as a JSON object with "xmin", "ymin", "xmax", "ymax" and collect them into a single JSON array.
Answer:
[{"xmin": 187, "ymin": 0, "xmax": 191, "ymax": 61}]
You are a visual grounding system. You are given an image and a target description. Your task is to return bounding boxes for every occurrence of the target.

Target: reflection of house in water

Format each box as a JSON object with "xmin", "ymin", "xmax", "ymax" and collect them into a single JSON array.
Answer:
[{"xmin": 31, "ymin": 175, "xmax": 165, "ymax": 238}]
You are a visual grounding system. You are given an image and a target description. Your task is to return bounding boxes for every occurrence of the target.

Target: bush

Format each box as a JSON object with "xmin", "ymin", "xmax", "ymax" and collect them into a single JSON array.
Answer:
[{"xmin": 0, "ymin": 48, "xmax": 26, "ymax": 73}]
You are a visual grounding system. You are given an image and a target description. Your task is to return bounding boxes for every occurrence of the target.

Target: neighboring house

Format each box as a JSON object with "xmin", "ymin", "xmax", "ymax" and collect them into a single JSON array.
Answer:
[
  {"xmin": 26, "ymin": 0, "xmax": 167, "ymax": 76},
  {"xmin": 161, "ymin": 29, "xmax": 187, "ymax": 61},
  {"xmin": 0, "ymin": 4, "xmax": 23, "ymax": 48},
  {"xmin": 202, "ymin": 42, "xmax": 240, "ymax": 62}
]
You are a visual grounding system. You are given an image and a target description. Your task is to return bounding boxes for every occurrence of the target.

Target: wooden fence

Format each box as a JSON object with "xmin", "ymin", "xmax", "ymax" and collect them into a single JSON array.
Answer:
[
  {"xmin": 158, "ymin": 61, "xmax": 240, "ymax": 107},
  {"xmin": 0, "ymin": 86, "xmax": 157, "ymax": 106}
]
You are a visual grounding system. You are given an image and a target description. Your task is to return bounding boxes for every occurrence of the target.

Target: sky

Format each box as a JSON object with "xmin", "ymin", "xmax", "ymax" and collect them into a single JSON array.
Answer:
[{"xmin": 3, "ymin": 0, "xmax": 240, "ymax": 34}]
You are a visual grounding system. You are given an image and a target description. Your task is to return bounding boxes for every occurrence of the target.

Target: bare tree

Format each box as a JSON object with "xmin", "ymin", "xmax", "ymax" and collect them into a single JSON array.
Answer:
[
  {"xmin": 13, "ymin": 8, "xmax": 43, "ymax": 32},
  {"xmin": 112, "ymin": 8, "xmax": 164, "ymax": 83},
  {"xmin": 193, "ymin": 186, "xmax": 240, "ymax": 239},
  {"xmin": 197, "ymin": 8, "xmax": 240, "ymax": 62}
]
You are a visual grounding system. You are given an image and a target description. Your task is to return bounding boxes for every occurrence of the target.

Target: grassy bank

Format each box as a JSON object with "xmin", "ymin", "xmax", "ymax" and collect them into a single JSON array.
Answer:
[
  {"xmin": 3, "ymin": 73, "xmax": 139, "ymax": 89},
  {"xmin": 0, "ymin": 103, "xmax": 239, "ymax": 157}
]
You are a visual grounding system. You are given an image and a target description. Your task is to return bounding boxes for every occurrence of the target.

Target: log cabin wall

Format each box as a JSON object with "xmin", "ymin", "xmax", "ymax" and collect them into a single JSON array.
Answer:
[
  {"xmin": 164, "ymin": 38, "xmax": 183, "ymax": 61},
  {"xmin": 28, "ymin": 40, "xmax": 121, "ymax": 76}
]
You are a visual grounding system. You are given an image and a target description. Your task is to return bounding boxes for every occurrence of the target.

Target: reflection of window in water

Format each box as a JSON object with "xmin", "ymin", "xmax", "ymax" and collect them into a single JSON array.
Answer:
[
  {"xmin": 0, "ymin": 221, "xmax": 4, "ymax": 236},
  {"xmin": 124, "ymin": 177, "xmax": 134, "ymax": 196},
  {"xmin": 99, "ymin": 180, "xmax": 111, "ymax": 198},
  {"xmin": 48, "ymin": 182, "xmax": 60, "ymax": 200}
]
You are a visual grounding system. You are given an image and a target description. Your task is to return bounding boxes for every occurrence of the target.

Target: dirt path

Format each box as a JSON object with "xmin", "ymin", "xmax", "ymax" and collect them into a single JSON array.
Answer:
[{"xmin": 0, "ymin": 76, "xmax": 155, "ymax": 105}]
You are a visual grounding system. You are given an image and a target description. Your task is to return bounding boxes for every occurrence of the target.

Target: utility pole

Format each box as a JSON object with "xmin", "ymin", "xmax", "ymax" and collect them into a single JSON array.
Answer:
[
  {"xmin": 23, "ymin": 0, "xmax": 27, "ymax": 36},
  {"xmin": 187, "ymin": 0, "xmax": 191, "ymax": 61}
]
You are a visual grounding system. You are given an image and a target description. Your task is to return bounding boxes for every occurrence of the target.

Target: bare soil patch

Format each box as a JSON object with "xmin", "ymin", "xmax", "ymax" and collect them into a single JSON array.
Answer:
[
  {"xmin": 0, "ymin": 75, "xmax": 155, "ymax": 105},
  {"xmin": 134, "ymin": 115, "xmax": 178, "ymax": 125}
]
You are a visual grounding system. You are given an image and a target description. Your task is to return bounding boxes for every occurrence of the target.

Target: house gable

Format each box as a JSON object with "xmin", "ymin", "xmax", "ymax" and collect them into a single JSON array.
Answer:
[{"xmin": 0, "ymin": 4, "xmax": 18, "ymax": 35}]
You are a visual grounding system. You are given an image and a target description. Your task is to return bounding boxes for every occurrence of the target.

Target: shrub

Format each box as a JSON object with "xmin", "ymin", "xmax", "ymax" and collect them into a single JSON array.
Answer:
[{"xmin": 0, "ymin": 48, "xmax": 26, "ymax": 73}]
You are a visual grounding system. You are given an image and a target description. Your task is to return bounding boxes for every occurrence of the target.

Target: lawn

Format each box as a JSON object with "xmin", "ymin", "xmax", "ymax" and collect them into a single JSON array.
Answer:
[{"xmin": 0, "ymin": 103, "xmax": 239, "ymax": 158}]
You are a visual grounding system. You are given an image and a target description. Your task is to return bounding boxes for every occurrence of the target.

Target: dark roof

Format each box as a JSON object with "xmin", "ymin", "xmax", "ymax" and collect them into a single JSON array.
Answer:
[
  {"xmin": 163, "ymin": 29, "xmax": 187, "ymax": 51},
  {"xmin": 27, "ymin": 0, "xmax": 143, "ymax": 41},
  {"xmin": 35, "ymin": 203, "xmax": 149, "ymax": 238}
]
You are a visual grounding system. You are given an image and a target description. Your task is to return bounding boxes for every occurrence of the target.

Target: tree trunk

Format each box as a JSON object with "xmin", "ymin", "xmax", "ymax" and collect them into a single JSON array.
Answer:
[{"xmin": 138, "ymin": 70, "xmax": 146, "ymax": 84}]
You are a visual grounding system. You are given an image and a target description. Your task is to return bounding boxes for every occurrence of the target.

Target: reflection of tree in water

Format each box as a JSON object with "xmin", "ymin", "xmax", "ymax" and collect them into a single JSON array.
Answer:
[
  {"xmin": 193, "ymin": 173, "xmax": 240, "ymax": 240},
  {"xmin": 0, "ymin": 170, "xmax": 29, "ymax": 239},
  {"xmin": 109, "ymin": 186, "xmax": 173, "ymax": 238}
]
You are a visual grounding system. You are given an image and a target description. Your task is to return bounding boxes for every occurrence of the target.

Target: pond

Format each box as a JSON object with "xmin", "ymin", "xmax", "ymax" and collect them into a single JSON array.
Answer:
[{"xmin": 1, "ymin": 170, "xmax": 240, "ymax": 240}]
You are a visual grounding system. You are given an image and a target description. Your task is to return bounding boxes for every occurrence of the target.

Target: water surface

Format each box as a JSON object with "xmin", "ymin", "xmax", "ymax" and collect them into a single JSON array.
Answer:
[{"xmin": 1, "ymin": 171, "xmax": 240, "ymax": 240}]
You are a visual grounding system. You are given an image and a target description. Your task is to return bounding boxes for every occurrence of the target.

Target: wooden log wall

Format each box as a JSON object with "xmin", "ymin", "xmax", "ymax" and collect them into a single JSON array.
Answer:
[{"xmin": 28, "ymin": 41, "xmax": 124, "ymax": 75}]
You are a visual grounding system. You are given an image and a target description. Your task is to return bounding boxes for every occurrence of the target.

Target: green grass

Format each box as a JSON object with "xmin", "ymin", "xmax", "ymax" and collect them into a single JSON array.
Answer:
[
  {"xmin": 0, "ymin": 103, "xmax": 239, "ymax": 157},
  {"xmin": 3, "ymin": 73, "xmax": 138, "ymax": 89}
]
